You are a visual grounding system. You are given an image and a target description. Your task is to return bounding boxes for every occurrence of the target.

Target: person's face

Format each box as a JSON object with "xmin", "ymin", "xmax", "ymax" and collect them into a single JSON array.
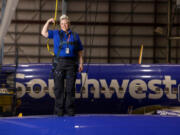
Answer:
[{"xmin": 60, "ymin": 19, "xmax": 69, "ymax": 32}]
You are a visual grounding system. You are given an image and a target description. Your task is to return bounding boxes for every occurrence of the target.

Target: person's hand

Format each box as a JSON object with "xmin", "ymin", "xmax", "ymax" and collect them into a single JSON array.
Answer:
[
  {"xmin": 47, "ymin": 18, "xmax": 55, "ymax": 24},
  {"xmin": 79, "ymin": 64, "xmax": 83, "ymax": 72},
  {"xmin": 41, "ymin": 18, "xmax": 55, "ymax": 38}
]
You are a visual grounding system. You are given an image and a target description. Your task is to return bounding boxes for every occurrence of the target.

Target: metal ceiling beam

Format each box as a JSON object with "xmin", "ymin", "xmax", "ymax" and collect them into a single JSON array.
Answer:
[
  {"xmin": 0, "ymin": 0, "xmax": 19, "ymax": 47},
  {"xmin": 62, "ymin": 0, "xmax": 67, "ymax": 15},
  {"xmin": 167, "ymin": 0, "xmax": 172, "ymax": 63},
  {"xmin": 0, "ymin": 0, "xmax": 19, "ymax": 64},
  {"xmin": 0, "ymin": 0, "xmax": 7, "ymax": 65},
  {"xmin": 11, "ymin": 20, "xmax": 174, "ymax": 27},
  {"xmin": 108, "ymin": 0, "xmax": 111, "ymax": 63}
]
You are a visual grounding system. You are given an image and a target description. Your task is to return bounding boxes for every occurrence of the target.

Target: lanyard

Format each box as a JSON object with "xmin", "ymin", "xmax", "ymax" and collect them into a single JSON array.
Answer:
[
  {"xmin": 65, "ymin": 34, "xmax": 71, "ymax": 43},
  {"xmin": 65, "ymin": 34, "xmax": 71, "ymax": 48}
]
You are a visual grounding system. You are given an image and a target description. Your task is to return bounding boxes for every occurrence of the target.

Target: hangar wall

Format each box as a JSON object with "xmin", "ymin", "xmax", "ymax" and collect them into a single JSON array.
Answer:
[{"xmin": 1, "ymin": 0, "xmax": 180, "ymax": 64}]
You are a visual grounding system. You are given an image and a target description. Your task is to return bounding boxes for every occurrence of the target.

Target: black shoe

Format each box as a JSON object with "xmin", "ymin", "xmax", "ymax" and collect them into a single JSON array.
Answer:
[
  {"xmin": 57, "ymin": 111, "xmax": 64, "ymax": 117},
  {"xmin": 67, "ymin": 112, "xmax": 75, "ymax": 116}
]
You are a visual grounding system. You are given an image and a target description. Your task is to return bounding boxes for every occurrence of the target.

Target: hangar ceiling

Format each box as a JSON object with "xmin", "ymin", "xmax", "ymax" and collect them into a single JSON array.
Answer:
[{"xmin": 0, "ymin": 0, "xmax": 180, "ymax": 64}]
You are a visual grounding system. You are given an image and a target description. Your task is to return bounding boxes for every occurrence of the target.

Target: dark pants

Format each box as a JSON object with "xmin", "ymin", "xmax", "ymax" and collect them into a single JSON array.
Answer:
[{"xmin": 53, "ymin": 58, "xmax": 78, "ymax": 115}]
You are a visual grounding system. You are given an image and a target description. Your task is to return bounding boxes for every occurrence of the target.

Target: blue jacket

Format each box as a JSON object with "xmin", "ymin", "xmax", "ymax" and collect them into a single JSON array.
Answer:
[{"xmin": 48, "ymin": 29, "xmax": 83, "ymax": 57}]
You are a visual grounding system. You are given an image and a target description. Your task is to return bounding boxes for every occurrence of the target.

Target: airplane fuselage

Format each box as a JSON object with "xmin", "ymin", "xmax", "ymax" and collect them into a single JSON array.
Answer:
[{"xmin": 1, "ymin": 64, "xmax": 180, "ymax": 115}]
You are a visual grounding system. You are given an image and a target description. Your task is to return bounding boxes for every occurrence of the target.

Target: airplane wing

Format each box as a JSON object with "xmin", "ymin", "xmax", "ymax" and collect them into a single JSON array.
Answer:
[{"xmin": 0, "ymin": 115, "xmax": 180, "ymax": 135}]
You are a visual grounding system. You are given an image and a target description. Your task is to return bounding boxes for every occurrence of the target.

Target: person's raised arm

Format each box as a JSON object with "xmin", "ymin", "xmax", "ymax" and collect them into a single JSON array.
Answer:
[{"xmin": 41, "ymin": 18, "xmax": 55, "ymax": 38}]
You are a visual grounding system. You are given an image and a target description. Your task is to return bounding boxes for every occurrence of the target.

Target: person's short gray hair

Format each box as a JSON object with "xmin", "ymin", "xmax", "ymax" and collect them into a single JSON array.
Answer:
[{"xmin": 60, "ymin": 14, "xmax": 70, "ymax": 24}]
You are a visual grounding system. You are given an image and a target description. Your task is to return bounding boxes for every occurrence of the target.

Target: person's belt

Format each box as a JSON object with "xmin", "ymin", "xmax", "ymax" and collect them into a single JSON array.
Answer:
[
  {"xmin": 57, "ymin": 57, "xmax": 77, "ymax": 63},
  {"xmin": 58, "ymin": 57, "xmax": 77, "ymax": 60}
]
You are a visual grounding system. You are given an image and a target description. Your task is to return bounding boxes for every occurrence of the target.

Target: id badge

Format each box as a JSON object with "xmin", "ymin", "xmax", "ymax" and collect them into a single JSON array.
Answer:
[{"xmin": 66, "ymin": 48, "xmax": 70, "ymax": 54}]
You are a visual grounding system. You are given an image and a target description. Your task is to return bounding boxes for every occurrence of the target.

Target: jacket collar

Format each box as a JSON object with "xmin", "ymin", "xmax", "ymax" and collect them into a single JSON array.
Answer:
[{"xmin": 60, "ymin": 29, "xmax": 71, "ymax": 35}]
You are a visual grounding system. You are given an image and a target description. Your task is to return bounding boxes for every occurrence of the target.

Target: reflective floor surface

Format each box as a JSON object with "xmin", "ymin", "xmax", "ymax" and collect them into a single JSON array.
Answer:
[{"xmin": 0, "ymin": 114, "xmax": 180, "ymax": 135}]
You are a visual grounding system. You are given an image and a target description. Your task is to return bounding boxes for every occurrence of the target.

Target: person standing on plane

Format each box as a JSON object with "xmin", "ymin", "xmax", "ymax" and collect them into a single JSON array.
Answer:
[{"xmin": 41, "ymin": 15, "xmax": 83, "ymax": 116}]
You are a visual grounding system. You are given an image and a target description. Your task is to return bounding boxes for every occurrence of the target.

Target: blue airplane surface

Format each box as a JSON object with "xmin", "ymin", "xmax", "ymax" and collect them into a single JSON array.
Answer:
[
  {"xmin": 0, "ymin": 115, "xmax": 180, "ymax": 135},
  {"xmin": 1, "ymin": 63, "xmax": 180, "ymax": 115}
]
